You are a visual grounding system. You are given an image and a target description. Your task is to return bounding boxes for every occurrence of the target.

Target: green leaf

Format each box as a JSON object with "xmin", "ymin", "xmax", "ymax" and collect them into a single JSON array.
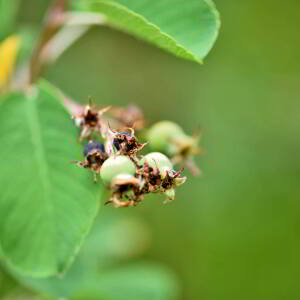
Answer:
[
  {"xmin": 19, "ymin": 263, "xmax": 178, "ymax": 300},
  {"xmin": 13, "ymin": 214, "xmax": 179, "ymax": 300},
  {"xmin": 72, "ymin": 0, "xmax": 220, "ymax": 63},
  {"xmin": 74, "ymin": 263, "xmax": 179, "ymax": 300},
  {"xmin": 0, "ymin": 80, "xmax": 101, "ymax": 278}
]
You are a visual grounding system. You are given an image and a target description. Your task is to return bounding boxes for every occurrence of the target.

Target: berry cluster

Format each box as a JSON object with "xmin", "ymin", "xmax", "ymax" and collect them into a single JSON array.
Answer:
[{"xmin": 68, "ymin": 99, "xmax": 201, "ymax": 207}]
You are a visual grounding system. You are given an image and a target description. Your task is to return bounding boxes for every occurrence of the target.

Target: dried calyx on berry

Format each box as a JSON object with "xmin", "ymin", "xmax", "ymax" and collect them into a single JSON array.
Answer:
[
  {"xmin": 72, "ymin": 141, "xmax": 108, "ymax": 182},
  {"xmin": 139, "ymin": 152, "xmax": 186, "ymax": 202},
  {"xmin": 72, "ymin": 100, "xmax": 111, "ymax": 141},
  {"xmin": 64, "ymin": 98, "xmax": 146, "ymax": 139},
  {"xmin": 100, "ymin": 156, "xmax": 141, "ymax": 207},
  {"xmin": 147, "ymin": 121, "xmax": 201, "ymax": 175},
  {"xmin": 105, "ymin": 128, "xmax": 147, "ymax": 158}
]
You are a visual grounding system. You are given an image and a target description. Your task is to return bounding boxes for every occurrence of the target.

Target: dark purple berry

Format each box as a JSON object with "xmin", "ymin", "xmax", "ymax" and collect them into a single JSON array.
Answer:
[{"xmin": 84, "ymin": 141, "xmax": 105, "ymax": 157}]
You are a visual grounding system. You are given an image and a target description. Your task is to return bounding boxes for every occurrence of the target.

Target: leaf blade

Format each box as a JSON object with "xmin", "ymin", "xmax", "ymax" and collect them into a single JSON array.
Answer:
[
  {"xmin": 0, "ymin": 80, "xmax": 101, "ymax": 277},
  {"xmin": 72, "ymin": 0, "xmax": 220, "ymax": 63},
  {"xmin": 12, "ymin": 214, "xmax": 179, "ymax": 300},
  {"xmin": 74, "ymin": 263, "xmax": 179, "ymax": 300}
]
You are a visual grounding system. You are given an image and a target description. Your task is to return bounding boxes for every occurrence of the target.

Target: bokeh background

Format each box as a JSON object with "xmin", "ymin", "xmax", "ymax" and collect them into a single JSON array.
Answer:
[{"xmin": 14, "ymin": 0, "xmax": 300, "ymax": 299}]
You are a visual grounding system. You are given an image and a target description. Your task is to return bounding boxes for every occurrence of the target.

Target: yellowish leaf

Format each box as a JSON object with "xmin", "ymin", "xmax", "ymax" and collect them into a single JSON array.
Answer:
[{"xmin": 0, "ymin": 35, "xmax": 20, "ymax": 90}]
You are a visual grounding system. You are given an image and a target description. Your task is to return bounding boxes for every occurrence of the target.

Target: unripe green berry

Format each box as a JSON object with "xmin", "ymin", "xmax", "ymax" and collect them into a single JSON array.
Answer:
[
  {"xmin": 140, "ymin": 152, "xmax": 173, "ymax": 173},
  {"xmin": 147, "ymin": 121, "xmax": 189, "ymax": 155},
  {"xmin": 100, "ymin": 155, "xmax": 136, "ymax": 186}
]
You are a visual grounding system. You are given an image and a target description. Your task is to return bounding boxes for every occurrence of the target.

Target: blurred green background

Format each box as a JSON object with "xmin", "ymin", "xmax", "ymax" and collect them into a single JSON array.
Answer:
[{"xmin": 15, "ymin": 0, "xmax": 300, "ymax": 299}]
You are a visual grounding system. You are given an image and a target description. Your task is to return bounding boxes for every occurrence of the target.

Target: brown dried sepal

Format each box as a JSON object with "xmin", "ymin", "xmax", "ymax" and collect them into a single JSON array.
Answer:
[
  {"xmin": 73, "ymin": 102, "xmax": 111, "ymax": 141},
  {"xmin": 72, "ymin": 149, "xmax": 108, "ymax": 181},
  {"xmin": 116, "ymin": 132, "xmax": 147, "ymax": 156},
  {"xmin": 107, "ymin": 129, "xmax": 148, "ymax": 160},
  {"xmin": 160, "ymin": 168, "xmax": 186, "ymax": 191},
  {"xmin": 106, "ymin": 175, "xmax": 142, "ymax": 208},
  {"xmin": 137, "ymin": 161, "xmax": 162, "ymax": 194},
  {"xmin": 138, "ymin": 162, "xmax": 186, "ymax": 194}
]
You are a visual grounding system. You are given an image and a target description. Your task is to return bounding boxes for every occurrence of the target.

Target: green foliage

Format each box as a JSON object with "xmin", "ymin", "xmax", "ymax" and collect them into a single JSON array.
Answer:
[
  {"xmin": 0, "ymin": 80, "xmax": 100, "ymax": 277},
  {"xmin": 73, "ymin": 264, "xmax": 179, "ymax": 300},
  {"xmin": 72, "ymin": 0, "xmax": 220, "ymax": 63},
  {"xmin": 12, "ymin": 214, "xmax": 179, "ymax": 300}
]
